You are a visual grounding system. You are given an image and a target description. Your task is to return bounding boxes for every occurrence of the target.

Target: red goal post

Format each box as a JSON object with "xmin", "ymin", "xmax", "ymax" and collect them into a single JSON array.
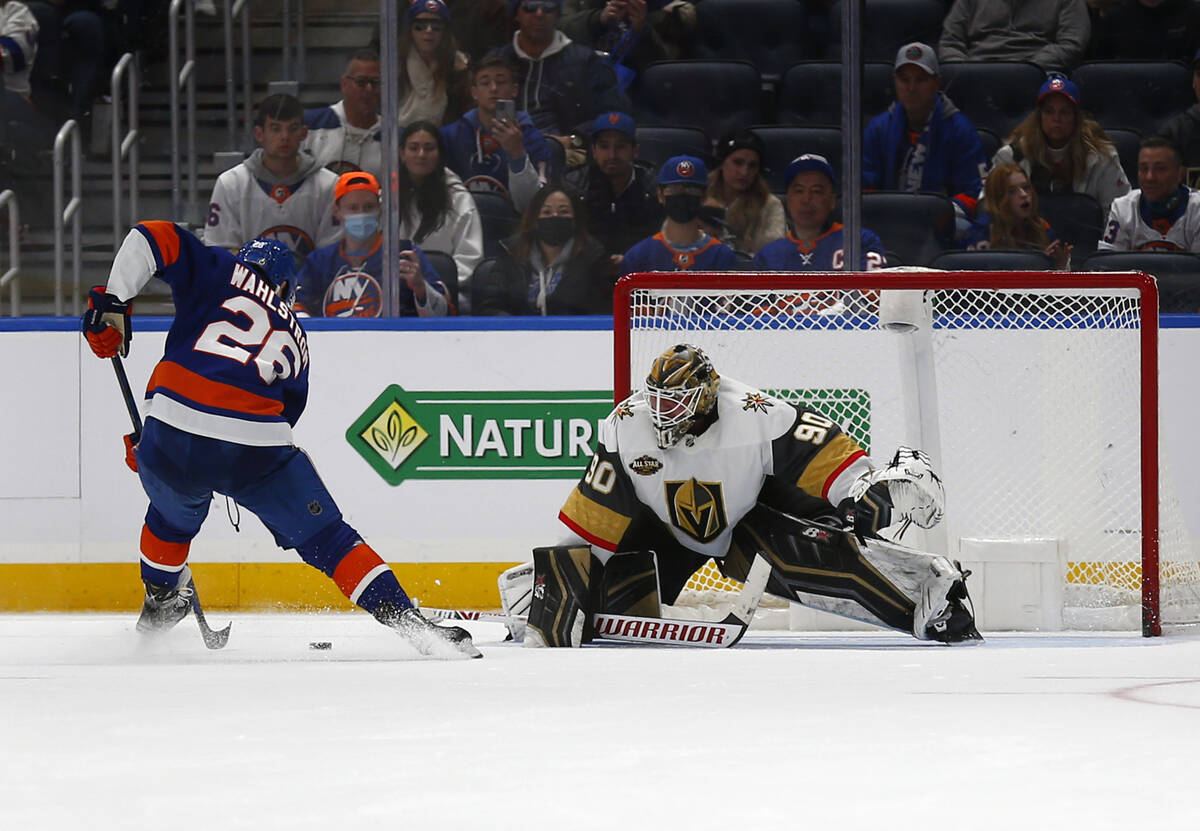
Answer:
[{"xmin": 613, "ymin": 270, "xmax": 1192, "ymax": 636}]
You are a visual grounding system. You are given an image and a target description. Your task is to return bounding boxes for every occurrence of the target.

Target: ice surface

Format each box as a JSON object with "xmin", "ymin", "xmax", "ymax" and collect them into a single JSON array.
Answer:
[{"xmin": 2, "ymin": 613, "xmax": 1199, "ymax": 829}]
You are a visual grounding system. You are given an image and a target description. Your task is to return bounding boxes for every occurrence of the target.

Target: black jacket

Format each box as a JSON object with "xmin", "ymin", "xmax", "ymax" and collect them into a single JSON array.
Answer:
[
  {"xmin": 565, "ymin": 160, "xmax": 665, "ymax": 258},
  {"xmin": 1161, "ymin": 103, "xmax": 1200, "ymax": 171},
  {"xmin": 476, "ymin": 235, "xmax": 614, "ymax": 315}
]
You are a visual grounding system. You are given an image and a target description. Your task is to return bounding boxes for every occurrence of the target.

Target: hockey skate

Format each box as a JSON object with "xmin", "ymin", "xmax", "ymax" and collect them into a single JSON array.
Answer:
[
  {"xmin": 913, "ymin": 557, "xmax": 982, "ymax": 644},
  {"xmin": 135, "ymin": 567, "xmax": 193, "ymax": 633},
  {"xmin": 375, "ymin": 603, "xmax": 482, "ymax": 659}
]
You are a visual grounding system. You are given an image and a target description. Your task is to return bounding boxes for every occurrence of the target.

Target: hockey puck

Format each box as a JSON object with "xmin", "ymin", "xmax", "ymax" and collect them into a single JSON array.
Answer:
[{"xmin": 309, "ymin": 641, "xmax": 332, "ymax": 650}]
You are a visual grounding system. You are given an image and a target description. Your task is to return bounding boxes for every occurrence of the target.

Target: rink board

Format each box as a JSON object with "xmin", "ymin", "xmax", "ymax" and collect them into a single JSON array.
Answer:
[{"xmin": 1, "ymin": 316, "xmax": 1200, "ymax": 611}]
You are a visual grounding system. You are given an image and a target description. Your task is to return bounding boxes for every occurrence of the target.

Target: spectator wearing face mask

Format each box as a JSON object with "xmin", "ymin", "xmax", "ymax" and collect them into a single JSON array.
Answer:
[
  {"xmin": 294, "ymin": 171, "xmax": 453, "ymax": 317},
  {"xmin": 620, "ymin": 155, "xmax": 739, "ymax": 274},
  {"xmin": 475, "ymin": 182, "xmax": 613, "ymax": 314}
]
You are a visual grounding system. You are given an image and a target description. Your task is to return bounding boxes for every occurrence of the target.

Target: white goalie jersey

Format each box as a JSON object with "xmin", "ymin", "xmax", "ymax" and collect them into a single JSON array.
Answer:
[{"xmin": 559, "ymin": 378, "xmax": 877, "ymax": 560}]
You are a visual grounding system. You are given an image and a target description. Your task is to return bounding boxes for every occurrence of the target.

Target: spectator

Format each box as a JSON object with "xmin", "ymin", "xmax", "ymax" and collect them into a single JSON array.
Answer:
[
  {"xmin": 25, "ymin": 0, "xmax": 106, "ymax": 126},
  {"xmin": 753, "ymin": 154, "xmax": 886, "ymax": 271},
  {"xmin": 863, "ymin": 42, "xmax": 987, "ymax": 215},
  {"xmin": 559, "ymin": 0, "xmax": 671, "ymax": 81},
  {"xmin": 1159, "ymin": 49, "xmax": 1200, "ymax": 181},
  {"xmin": 1088, "ymin": 0, "xmax": 1200, "ymax": 62},
  {"xmin": 992, "ymin": 76, "xmax": 1130, "ymax": 216},
  {"xmin": 939, "ymin": 0, "xmax": 1091, "ymax": 74},
  {"xmin": 621, "ymin": 155, "xmax": 738, "ymax": 274},
  {"xmin": 302, "ymin": 49, "xmax": 382, "ymax": 178},
  {"xmin": 206, "ymin": 94, "xmax": 339, "ymax": 262},
  {"xmin": 397, "ymin": 119, "xmax": 483, "ymax": 312},
  {"xmin": 295, "ymin": 171, "xmax": 453, "ymax": 317},
  {"xmin": 395, "ymin": 0, "xmax": 470, "ymax": 127},
  {"xmin": 0, "ymin": 1, "xmax": 48, "ymax": 151},
  {"xmin": 475, "ymin": 182, "xmax": 613, "ymax": 314},
  {"xmin": 563, "ymin": 111, "xmax": 663, "ymax": 261},
  {"xmin": 959, "ymin": 163, "xmax": 1073, "ymax": 267},
  {"xmin": 1098, "ymin": 135, "xmax": 1200, "ymax": 252},
  {"xmin": 491, "ymin": 0, "xmax": 631, "ymax": 156},
  {"xmin": 440, "ymin": 54, "xmax": 553, "ymax": 213},
  {"xmin": 445, "ymin": 0, "xmax": 511, "ymax": 62},
  {"xmin": 707, "ymin": 129, "xmax": 786, "ymax": 255}
]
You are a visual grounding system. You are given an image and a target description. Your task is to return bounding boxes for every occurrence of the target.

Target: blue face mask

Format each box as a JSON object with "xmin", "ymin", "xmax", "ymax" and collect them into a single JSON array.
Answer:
[{"xmin": 343, "ymin": 212, "xmax": 380, "ymax": 240}]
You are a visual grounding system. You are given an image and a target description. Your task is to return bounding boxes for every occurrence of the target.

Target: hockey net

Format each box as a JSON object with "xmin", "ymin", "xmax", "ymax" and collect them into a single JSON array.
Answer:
[{"xmin": 614, "ymin": 271, "xmax": 1200, "ymax": 636}]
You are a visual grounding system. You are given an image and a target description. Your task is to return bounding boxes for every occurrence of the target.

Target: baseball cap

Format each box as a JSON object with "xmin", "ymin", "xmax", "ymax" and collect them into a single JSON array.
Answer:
[
  {"xmin": 407, "ymin": 0, "xmax": 451, "ymax": 21},
  {"xmin": 591, "ymin": 111, "xmax": 637, "ymax": 142},
  {"xmin": 335, "ymin": 170, "xmax": 380, "ymax": 202},
  {"xmin": 658, "ymin": 155, "xmax": 708, "ymax": 186},
  {"xmin": 783, "ymin": 154, "xmax": 836, "ymax": 189},
  {"xmin": 716, "ymin": 128, "xmax": 766, "ymax": 164},
  {"xmin": 509, "ymin": 0, "xmax": 563, "ymax": 13},
  {"xmin": 1037, "ymin": 75, "xmax": 1080, "ymax": 107},
  {"xmin": 894, "ymin": 42, "xmax": 939, "ymax": 76}
]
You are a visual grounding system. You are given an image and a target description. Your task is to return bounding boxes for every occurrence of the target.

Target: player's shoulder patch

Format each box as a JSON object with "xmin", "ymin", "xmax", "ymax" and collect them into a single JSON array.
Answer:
[{"xmin": 740, "ymin": 391, "xmax": 774, "ymax": 414}]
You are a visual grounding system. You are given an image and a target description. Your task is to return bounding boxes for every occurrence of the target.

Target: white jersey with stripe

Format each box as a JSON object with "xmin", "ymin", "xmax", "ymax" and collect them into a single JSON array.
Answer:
[
  {"xmin": 205, "ymin": 161, "xmax": 340, "ymax": 259},
  {"xmin": 1098, "ymin": 188, "xmax": 1200, "ymax": 253},
  {"xmin": 559, "ymin": 377, "xmax": 873, "ymax": 560}
]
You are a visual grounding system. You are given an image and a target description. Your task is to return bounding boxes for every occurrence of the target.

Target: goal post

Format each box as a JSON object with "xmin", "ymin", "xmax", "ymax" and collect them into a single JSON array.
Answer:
[{"xmin": 614, "ymin": 270, "xmax": 1195, "ymax": 637}]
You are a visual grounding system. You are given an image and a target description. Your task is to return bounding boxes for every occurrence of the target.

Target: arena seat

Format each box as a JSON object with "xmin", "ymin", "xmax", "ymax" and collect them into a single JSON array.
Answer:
[
  {"xmin": 634, "ymin": 125, "xmax": 713, "ymax": 170},
  {"xmin": 634, "ymin": 61, "xmax": 762, "ymax": 142},
  {"xmin": 469, "ymin": 257, "xmax": 501, "ymax": 315},
  {"xmin": 1103, "ymin": 127, "xmax": 1142, "ymax": 186},
  {"xmin": 777, "ymin": 61, "xmax": 895, "ymax": 126},
  {"xmin": 825, "ymin": 0, "xmax": 947, "ymax": 62},
  {"xmin": 861, "ymin": 191, "xmax": 956, "ymax": 266},
  {"xmin": 1080, "ymin": 251, "xmax": 1200, "ymax": 313},
  {"xmin": 691, "ymin": 0, "xmax": 815, "ymax": 85},
  {"xmin": 1038, "ymin": 192, "xmax": 1105, "ymax": 260},
  {"xmin": 421, "ymin": 250, "xmax": 460, "ymax": 309},
  {"xmin": 750, "ymin": 125, "xmax": 842, "ymax": 193},
  {"xmin": 939, "ymin": 62, "xmax": 1044, "ymax": 139},
  {"xmin": 930, "ymin": 249, "xmax": 1055, "ymax": 271},
  {"xmin": 1071, "ymin": 61, "xmax": 1194, "ymax": 135},
  {"xmin": 976, "ymin": 127, "xmax": 1001, "ymax": 164},
  {"xmin": 470, "ymin": 192, "xmax": 520, "ymax": 259}
]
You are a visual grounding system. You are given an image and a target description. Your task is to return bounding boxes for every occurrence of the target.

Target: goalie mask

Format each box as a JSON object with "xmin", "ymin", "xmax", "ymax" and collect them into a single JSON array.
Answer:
[{"xmin": 644, "ymin": 344, "xmax": 720, "ymax": 449}]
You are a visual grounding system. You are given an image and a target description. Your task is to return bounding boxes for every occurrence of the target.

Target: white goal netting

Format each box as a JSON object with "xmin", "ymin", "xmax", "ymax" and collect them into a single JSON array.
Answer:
[{"xmin": 616, "ymin": 272, "xmax": 1200, "ymax": 634}]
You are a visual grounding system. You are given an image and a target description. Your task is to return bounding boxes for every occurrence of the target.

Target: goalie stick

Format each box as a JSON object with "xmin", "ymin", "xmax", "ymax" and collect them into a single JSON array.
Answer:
[
  {"xmin": 422, "ymin": 553, "xmax": 771, "ymax": 648},
  {"xmin": 110, "ymin": 357, "xmax": 232, "ymax": 650}
]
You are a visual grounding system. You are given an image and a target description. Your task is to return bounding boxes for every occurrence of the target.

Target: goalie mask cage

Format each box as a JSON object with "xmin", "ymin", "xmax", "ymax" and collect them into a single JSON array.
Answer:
[{"xmin": 614, "ymin": 271, "xmax": 1200, "ymax": 637}]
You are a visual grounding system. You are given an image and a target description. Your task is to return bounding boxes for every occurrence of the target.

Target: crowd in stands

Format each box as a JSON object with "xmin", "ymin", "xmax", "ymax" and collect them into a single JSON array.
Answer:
[{"xmin": 8, "ymin": 0, "xmax": 1198, "ymax": 314}]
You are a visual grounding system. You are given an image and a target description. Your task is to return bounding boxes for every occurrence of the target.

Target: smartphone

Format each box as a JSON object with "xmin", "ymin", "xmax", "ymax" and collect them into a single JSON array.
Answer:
[{"xmin": 495, "ymin": 99, "xmax": 516, "ymax": 125}]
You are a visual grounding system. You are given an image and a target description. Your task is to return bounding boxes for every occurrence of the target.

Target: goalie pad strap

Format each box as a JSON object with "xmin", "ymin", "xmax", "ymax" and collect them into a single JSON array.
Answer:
[{"xmin": 526, "ymin": 546, "xmax": 596, "ymax": 647}]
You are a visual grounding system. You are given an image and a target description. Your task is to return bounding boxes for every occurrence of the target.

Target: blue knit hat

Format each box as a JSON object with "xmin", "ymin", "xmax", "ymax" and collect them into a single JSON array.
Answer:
[
  {"xmin": 407, "ymin": 0, "xmax": 450, "ymax": 22},
  {"xmin": 658, "ymin": 155, "xmax": 708, "ymax": 186}
]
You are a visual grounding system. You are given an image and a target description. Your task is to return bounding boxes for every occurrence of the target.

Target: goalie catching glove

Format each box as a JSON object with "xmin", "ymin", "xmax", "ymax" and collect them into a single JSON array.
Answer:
[{"xmin": 850, "ymin": 446, "xmax": 945, "ymax": 529}]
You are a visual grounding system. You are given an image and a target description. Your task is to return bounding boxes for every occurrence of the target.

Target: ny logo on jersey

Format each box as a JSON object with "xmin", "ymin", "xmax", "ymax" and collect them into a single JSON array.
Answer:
[
  {"xmin": 664, "ymin": 478, "xmax": 728, "ymax": 544},
  {"xmin": 323, "ymin": 269, "xmax": 383, "ymax": 317}
]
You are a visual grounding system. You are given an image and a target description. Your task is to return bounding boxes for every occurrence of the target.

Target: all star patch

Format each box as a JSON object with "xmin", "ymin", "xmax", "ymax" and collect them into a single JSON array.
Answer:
[
  {"xmin": 629, "ymin": 455, "xmax": 663, "ymax": 476},
  {"xmin": 742, "ymin": 392, "xmax": 773, "ymax": 413}
]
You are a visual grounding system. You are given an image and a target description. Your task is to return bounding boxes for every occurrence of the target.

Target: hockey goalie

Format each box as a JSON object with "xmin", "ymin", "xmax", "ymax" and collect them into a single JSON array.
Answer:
[{"xmin": 505, "ymin": 343, "xmax": 981, "ymax": 647}]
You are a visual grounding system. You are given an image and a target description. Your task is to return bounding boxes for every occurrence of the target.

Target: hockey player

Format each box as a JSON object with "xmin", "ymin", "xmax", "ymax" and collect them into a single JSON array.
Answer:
[
  {"xmin": 80, "ymin": 223, "xmax": 480, "ymax": 659},
  {"xmin": 294, "ymin": 170, "xmax": 453, "ymax": 317},
  {"xmin": 753, "ymin": 154, "xmax": 887, "ymax": 271},
  {"xmin": 514, "ymin": 344, "xmax": 980, "ymax": 647},
  {"xmin": 205, "ymin": 93, "xmax": 340, "ymax": 262},
  {"xmin": 1098, "ymin": 135, "xmax": 1200, "ymax": 253},
  {"xmin": 620, "ymin": 156, "xmax": 739, "ymax": 275}
]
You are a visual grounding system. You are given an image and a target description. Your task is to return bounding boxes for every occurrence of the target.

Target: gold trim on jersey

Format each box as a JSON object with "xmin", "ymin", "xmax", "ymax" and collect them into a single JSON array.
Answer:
[
  {"xmin": 560, "ymin": 487, "xmax": 633, "ymax": 548},
  {"xmin": 797, "ymin": 433, "xmax": 865, "ymax": 498}
]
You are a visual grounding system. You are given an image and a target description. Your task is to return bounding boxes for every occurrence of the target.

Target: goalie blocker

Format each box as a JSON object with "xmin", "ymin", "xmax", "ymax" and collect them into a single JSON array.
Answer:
[{"xmin": 522, "ymin": 503, "xmax": 980, "ymax": 647}]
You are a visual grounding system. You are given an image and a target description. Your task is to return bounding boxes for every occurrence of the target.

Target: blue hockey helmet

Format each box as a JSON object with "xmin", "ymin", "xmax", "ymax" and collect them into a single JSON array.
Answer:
[{"xmin": 236, "ymin": 238, "xmax": 297, "ymax": 303}]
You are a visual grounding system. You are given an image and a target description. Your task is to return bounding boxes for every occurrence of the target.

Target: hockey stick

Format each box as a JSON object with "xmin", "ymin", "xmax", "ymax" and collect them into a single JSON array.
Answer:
[
  {"xmin": 422, "ymin": 553, "xmax": 771, "ymax": 649},
  {"xmin": 109, "ymin": 357, "xmax": 232, "ymax": 650}
]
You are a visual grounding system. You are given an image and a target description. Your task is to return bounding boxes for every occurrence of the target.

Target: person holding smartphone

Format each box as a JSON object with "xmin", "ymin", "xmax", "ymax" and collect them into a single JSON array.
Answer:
[
  {"xmin": 295, "ymin": 171, "xmax": 453, "ymax": 317},
  {"xmin": 440, "ymin": 53, "xmax": 554, "ymax": 213}
]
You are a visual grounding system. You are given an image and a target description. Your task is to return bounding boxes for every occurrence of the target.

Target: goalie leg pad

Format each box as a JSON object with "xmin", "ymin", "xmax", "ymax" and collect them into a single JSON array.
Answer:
[
  {"xmin": 498, "ymin": 561, "xmax": 534, "ymax": 641},
  {"xmin": 526, "ymin": 546, "xmax": 596, "ymax": 648},
  {"xmin": 600, "ymin": 551, "xmax": 660, "ymax": 617}
]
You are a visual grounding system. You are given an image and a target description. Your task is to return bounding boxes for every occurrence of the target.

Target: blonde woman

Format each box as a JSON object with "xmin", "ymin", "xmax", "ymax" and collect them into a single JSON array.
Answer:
[{"xmin": 705, "ymin": 129, "xmax": 785, "ymax": 254}]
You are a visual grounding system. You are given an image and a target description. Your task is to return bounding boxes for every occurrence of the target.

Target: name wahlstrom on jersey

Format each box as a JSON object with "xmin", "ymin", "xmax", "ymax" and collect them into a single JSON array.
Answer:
[{"xmin": 558, "ymin": 377, "xmax": 872, "ymax": 559}]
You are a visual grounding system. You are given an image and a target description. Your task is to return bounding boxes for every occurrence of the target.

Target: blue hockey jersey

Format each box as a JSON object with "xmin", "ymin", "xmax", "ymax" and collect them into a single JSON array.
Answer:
[
  {"xmin": 295, "ymin": 237, "xmax": 450, "ymax": 318},
  {"xmin": 108, "ymin": 222, "xmax": 310, "ymax": 447},
  {"xmin": 620, "ymin": 231, "xmax": 739, "ymax": 275},
  {"xmin": 752, "ymin": 225, "xmax": 887, "ymax": 271},
  {"xmin": 440, "ymin": 110, "xmax": 553, "ymax": 203}
]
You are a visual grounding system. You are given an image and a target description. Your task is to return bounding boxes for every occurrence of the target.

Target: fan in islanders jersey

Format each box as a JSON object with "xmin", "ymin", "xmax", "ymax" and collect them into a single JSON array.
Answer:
[
  {"xmin": 503, "ymin": 344, "xmax": 981, "ymax": 647},
  {"xmin": 80, "ymin": 223, "xmax": 479, "ymax": 658}
]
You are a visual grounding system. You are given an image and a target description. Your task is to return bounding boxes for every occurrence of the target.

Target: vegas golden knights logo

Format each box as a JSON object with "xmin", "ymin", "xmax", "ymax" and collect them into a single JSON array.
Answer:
[{"xmin": 664, "ymin": 478, "xmax": 728, "ymax": 544}]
